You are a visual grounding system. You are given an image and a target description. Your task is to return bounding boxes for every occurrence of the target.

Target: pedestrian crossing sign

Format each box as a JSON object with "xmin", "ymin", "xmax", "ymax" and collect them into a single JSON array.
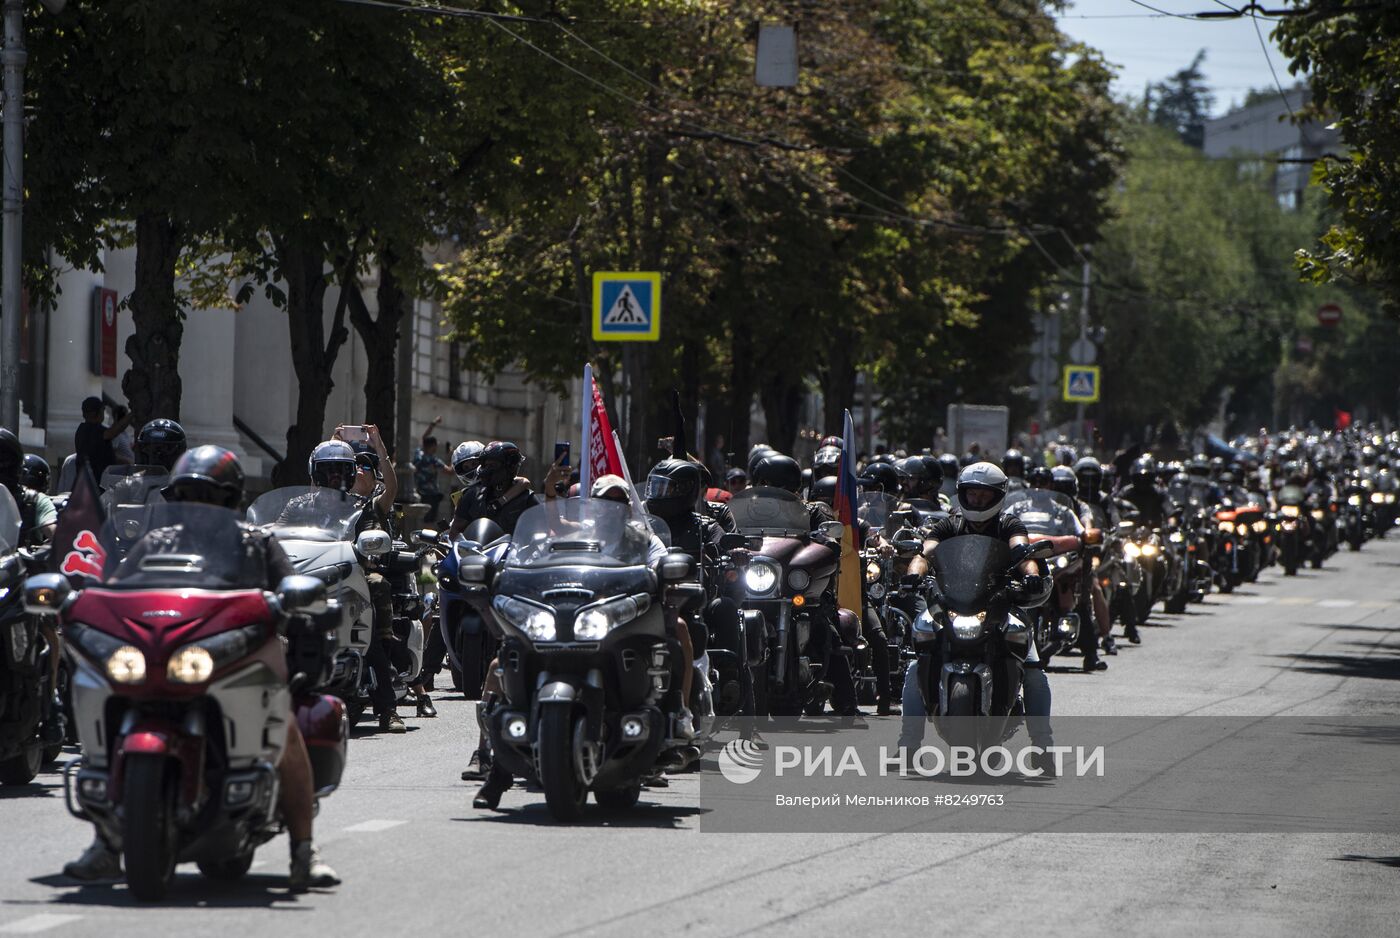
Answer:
[
  {"xmin": 593, "ymin": 272, "xmax": 661, "ymax": 342},
  {"xmin": 1063, "ymin": 365, "xmax": 1100, "ymax": 403}
]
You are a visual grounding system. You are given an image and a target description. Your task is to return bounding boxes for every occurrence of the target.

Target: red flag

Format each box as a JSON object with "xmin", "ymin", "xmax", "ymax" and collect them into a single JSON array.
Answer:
[
  {"xmin": 52, "ymin": 466, "xmax": 107, "ymax": 585},
  {"xmin": 589, "ymin": 372, "xmax": 623, "ymax": 481},
  {"xmin": 1335, "ymin": 409, "xmax": 1352, "ymax": 431}
]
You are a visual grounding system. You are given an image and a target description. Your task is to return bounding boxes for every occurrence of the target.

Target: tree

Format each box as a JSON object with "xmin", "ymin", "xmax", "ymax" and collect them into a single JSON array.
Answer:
[
  {"xmin": 1274, "ymin": 4, "xmax": 1400, "ymax": 312},
  {"xmin": 1146, "ymin": 50, "xmax": 1214, "ymax": 150}
]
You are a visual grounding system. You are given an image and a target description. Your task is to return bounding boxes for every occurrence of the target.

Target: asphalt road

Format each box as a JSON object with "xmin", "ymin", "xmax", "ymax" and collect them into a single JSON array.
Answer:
[{"xmin": 2, "ymin": 537, "xmax": 1398, "ymax": 937}]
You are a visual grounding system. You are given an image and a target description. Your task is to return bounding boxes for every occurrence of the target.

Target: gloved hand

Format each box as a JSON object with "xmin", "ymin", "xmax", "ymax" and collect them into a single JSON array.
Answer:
[{"xmin": 1019, "ymin": 573, "xmax": 1044, "ymax": 597}]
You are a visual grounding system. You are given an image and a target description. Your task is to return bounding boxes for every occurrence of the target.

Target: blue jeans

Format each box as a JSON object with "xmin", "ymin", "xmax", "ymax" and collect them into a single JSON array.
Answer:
[{"xmin": 897, "ymin": 657, "xmax": 1053, "ymax": 749}]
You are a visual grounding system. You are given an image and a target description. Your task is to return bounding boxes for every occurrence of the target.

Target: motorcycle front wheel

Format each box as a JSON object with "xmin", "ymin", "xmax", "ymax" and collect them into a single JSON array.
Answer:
[
  {"xmin": 538, "ymin": 705, "xmax": 587, "ymax": 822},
  {"xmin": 123, "ymin": 754, "xmax": 178, "ymax": 901},
  {"xmin": 0, "ymin": 744, "xmax": 40, "ymax": 786}
]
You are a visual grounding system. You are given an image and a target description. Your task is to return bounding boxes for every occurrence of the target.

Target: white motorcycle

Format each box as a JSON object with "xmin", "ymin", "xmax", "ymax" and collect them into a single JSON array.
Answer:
[{"xmin": 247, "ymin": 487, "xmax": 423, "ymax": 723}]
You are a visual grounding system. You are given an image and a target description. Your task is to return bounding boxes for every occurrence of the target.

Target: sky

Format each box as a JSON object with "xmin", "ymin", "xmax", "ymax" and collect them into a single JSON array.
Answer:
[{"xmin": 1055, "ymin": 0, "xmax": 1299, "ymax": 117}]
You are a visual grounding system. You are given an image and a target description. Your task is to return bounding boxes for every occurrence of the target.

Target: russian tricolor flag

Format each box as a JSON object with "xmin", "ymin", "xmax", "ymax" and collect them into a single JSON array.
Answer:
[{"xmin": 833, "ymin": 409, "xmax": 862, "ymax": 623}]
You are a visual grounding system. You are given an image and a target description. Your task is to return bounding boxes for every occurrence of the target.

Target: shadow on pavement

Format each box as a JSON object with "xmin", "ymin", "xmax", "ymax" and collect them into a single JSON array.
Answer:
[
  {"xmin": 23, "ymin": 873, "xmax": 315, "ymax": 910},
  {"xmin": 0, "ymin": 780, "xmax": 62, "ymax": 800},
  {"xmin": 454, "ymin": 802, "xmax": 706, "ymax": 829},
  {"xmin": 1275, "ymin": 649, "xmax": 1400, "ymax": 681},
  {"xmin": 1333, "ymin": 853, "xmax": 1400, "ymax": 868}
]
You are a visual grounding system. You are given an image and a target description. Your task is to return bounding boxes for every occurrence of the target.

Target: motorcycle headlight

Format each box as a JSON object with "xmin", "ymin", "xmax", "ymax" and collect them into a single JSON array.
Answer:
[
  {"xmin": 1348, "ymin": 494, "xmax": 1362, "ymax": 506},
  {"xmin": 1219, "ymin": 521, "xmax": 1235, "ymax": 532},
  {"xmin": 1310, "ymin": 509, "xmax": 1325, "ymax": 520},
  {"xmin": 492, "ymin": 596, "xmax": 556, "ymax": 641},
  {"xmin": 743, "ymin": 562, "xmax": 779, "ymax": 596},
  {"xmin": 1252, "ymin": 520, "xmax": 1268, "ymax": 533},
  {"xmin": 865, "ymin": 561, "xmax": 881, "ymax": 584},
  {"xmin": 1236, "ymin": 523, "xmax": 1249, "ymax": 536},
  {"xmin": 950, "ymin": 612, "xmax": 987, "ymax": 641},
  {"xmin": 1091, "ymin": 555, "xmax": 1101, "ymax": 570},
  {"xmin": 1123, "ymin": 542, "xmax": 1141, "ymax": 559},
  {"xmin": 106, "ymin": 646, "xmax": 147, "ymax": 685},
  {"xmin": 868, "ymin": 582, "xmax": 886, "ymax": 601},
  {"xmin": 1280, "ymin": 505, "xmax": 1299, "ymax": 517},
  {"xmin": 1387, "ymin": 493, "xmax": 1396, "ymax": 504},
  {"xmin": 572, "ymin": 594, "xmax": 650, "ymax": 641},
  {"xmin": 787, "ymin": 569, "xmax": 811, "ymax": 592},
  {"xmin": 1054, "ymin": 555, "xmax": 1069, "ymax": 569},
  {"xmin": 1371, "ymin": 492, "xmax": 1386, "ymax": 504},
  {"xmin": 1168, "ymin": 532, "xmax": 1184, "ymax": 543},
  {"xmin": 167, "ymin": 646, "xmax": 214, "ymax": 684},
  {"xmin": 1140, "ymin": 543, "xmax": 1158, "ymax": 557}
]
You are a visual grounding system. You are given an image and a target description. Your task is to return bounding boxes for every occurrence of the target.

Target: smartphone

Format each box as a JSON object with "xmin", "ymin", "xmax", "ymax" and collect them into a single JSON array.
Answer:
[
  {"xmin": 340, "ymin": 425, "xmax": 369, "ymax": 444},
  {"xmin": 554, "ymin": 441, "xmax": 571, "ymax": 467}
]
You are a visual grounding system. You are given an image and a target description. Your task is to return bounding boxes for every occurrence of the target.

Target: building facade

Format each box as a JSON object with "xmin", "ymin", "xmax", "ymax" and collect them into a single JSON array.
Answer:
[{"xmin": 1203, "ymin": 87, "xmax": 1343, "ymax": 210}]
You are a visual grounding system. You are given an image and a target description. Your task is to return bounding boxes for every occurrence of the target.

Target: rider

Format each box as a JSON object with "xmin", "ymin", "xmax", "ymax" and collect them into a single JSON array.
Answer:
[
  {"xmin": 64, "ymin": 446, "xmax": 340, "ymax": 892},
  {"xmin": 1120, "ymin": 456, "xmax": 1173, "ymax": 530},
  {"xmin": 900, "ymin": 462, "xmax": 1054, "ymax": 766},
  {"xmin": 1002, "ymin": 448, "xmax": 1028, "ymax": 493},
  {"xmin": 447, "ymin": 441, "xmax": 537, "ymax": 541},
  {"xmin": 132, "ymin": 418, "xmax": 188, "ymax": 471},
  {"xmin": 20, "ymin": 453, "xmax": 50, "ymax": 495},
  {"xmin": 1051, "ymin": 465, "xmax": 1118, "ymax": 657},
  {"xmin": 0, "ymin": 430, "xmax": 56, "ymax": 547}
]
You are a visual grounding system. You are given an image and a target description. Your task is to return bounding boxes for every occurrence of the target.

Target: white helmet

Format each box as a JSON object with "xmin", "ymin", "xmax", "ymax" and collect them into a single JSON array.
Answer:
[
  {"xmin": 452, "ymin": 440, "xmax": 485, "ymax": 485},
  {"xmin": 956, "ymin": 461, "xmax": 1009, "ymax": 523}
]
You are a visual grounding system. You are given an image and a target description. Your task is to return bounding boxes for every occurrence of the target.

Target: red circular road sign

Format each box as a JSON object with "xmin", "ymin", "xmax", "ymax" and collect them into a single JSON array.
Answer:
[{"xmin": 1317, "ymin": 303, "xmax": 1343, "ymax": 327}]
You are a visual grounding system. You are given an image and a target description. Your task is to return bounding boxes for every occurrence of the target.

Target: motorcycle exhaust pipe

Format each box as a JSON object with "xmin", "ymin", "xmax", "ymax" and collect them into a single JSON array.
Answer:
[{"xmin": 773, "ymin": 603, "xmax": 791, "ymax": 691}]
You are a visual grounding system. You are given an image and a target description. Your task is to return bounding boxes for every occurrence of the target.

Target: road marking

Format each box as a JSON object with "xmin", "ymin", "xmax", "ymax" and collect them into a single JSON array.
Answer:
[
  {"xmin": 1231, "ymin": 596, "xmax": 1271, "ymax": 605},
  {"xmin": 1276, "ymin": 597, "xmax": 1314, "ymax": 605},
  {"xmin": 1316, "ymin": 599, "xmax": 1357, "ymax": 608},
  {"xmin": 1359, "ymin": 600, "xmax": 1389, "ymax": 608},
  {"xmin": 343, "ymin": 819, "xmax": 405, "ymax": 833},
  {"xmin": 0, "ymin": 915, "xmax": 84, "ymax": 934}
]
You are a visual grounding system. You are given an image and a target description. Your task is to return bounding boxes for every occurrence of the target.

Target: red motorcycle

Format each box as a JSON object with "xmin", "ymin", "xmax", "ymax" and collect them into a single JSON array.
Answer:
[{"xmin": 25, "ymin": 503, "xmax": 346, "ymax": 901}]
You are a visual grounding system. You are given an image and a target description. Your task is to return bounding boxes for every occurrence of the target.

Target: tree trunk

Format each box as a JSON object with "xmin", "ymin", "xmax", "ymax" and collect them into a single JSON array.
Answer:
[
  {"xmin": 759, "ymin": 378, "xmax": 802, "ymax": 455},
  {"xmin": 273, "ymin": 239, "xmax": 348, "ymax": 486},
  {"xmin": 121, "ymin": 213, "xmax": 184, "ymax": 427},
  {"xmin": 822, "ymin": 324, "xmax": 857, "ymax": 436},
  {"xmin": 349, "ymin": 248, "xmax": 407, "ymax": 453}
]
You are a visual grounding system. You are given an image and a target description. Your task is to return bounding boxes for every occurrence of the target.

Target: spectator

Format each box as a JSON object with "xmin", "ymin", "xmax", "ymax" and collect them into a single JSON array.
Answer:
[
  {"xmin": 725, "ymin": 467, "xmax": 748, "ymax": 495},
  {"xmin": 110, "ymin": 405, "xmax": 135, "ymax": 466},
  {"xmin": 707, "ymin": 433, "xmax": 727, "ymax": 481},
  {"xmin": 73, "ymin": 397, "xmax": 131, "ymax": 482},
  {"xmin": 413, "ymin": 417, "xmax": 451, "ymax": 523}
]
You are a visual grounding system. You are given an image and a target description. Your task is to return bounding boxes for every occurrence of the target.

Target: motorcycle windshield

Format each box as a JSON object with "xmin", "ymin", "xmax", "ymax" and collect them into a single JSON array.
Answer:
[
  {"xmin": 102, "ymin": 502, "xmax": 273, "ymax": 590},
  {"xmin": 1278, "ymin": 485, "xmax": 1307, "ymax": 506},
  {"xmin": 246, "ymin": 487, "xmax": 361, "ymax": 542},
  {"xmin": 728, "ymin": 487, "xmax": 811, "ymax": 537},
  {"xmin": 931, "ymin": 535, "xmax": 1011, "ymax": 613},
  {"xmin": 0, "ymin": 487, "xmax": 19, "ymax": 552},
  {"xmin": 858, "ymin": 493, "xmax": 899, "ymax": 538},
  {"xmin": 507, "ymin": 498, "xmax": 669, "ymax": 569},
  {"xmin": 1004, "ymin": 490, "xmax": 1076, "ymax": 535},
  {"xmin": 99, "ymin": 465, "xmax": 170, "ymax": 511}
]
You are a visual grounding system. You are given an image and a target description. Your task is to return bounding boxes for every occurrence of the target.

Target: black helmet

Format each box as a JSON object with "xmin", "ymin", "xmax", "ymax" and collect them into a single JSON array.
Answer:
[
  {"xmin": 1074, "ymin": 456, "xmax": 1103, "ymax": 498},
  {"xmin": 958, "ymin": 452, "xmax": 978, "ymax": 468},
  {"xmin": 937, "ymin": 453, "xmax": 959, "ymax": 481},
  {"xmin": 134, "ymin": 418, "xmax": 187, "ymax": 471},
  {"xmin": 309, "ymin": 440, "xmax": 357, "ymax": 491},
  {"xmin": 645, "ymin": 458, "xmax": 702, "ymax": 520},
  {"xmin": 748, "ymin": 444, "xmax": 777, "ymax": 477},
  {"xmin": 20, "ymin": 453, "xmax": 49, "ymax": 493},
  {"xmin": 1050, "ymin": 465, "xmax": 1078, "ymax": 499},
  {"xmin": 919, "ymin": 455, "xmax": 945, "ymax": 489},
  {"xmin": 1187, "ymin": 455, "xmax": 1210, "ymax": 478},
  {"xmin": 348, "ymin": 439, "xmax": 381, "ymax": 480},
  {"xmin": 812, "ymin": 445, "xmax": 842, "ymax": 480},
  {"xmin": 1129, "ymin": 455, "xmax": 1157, "ymax": 486},
  {"xmin": 808, "ymin": 476, "xmax": 836, "ymax": 505},
  {"xmin": 0, "ymin": 428, "xmax": 21, "ymax": 489},
  {"xmin": 859, "ymin": 461, "xmax": 901, "ymax": 495},
  {"xmin": 895, "ymin": 456, "xmax": 932, "ymax": 498},
  {"xmin": 1002, "ymin": 448, "xmax": 1026, "ymax": 478},
  {"xmin": 163, "ymin": 445, "xmax": 245, "ymax": 508},
  {"xmin": 751, "ymin": 453, "xmax": 802, "ymax": 493},
  {"xmin": 1027, "ymin": 465, "xmax": 1052, "ymax": 489},
  {"xmin": 478, "ymin": 441, "xmax": 525, "ymax": 491}
]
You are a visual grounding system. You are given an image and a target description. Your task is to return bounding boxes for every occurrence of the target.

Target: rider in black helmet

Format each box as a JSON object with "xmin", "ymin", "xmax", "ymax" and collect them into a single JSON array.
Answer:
[
  {"xmin": 133, "ymin": 418, "xmax": 188, "ymax": 472},
  {"xmin": 20, "ymin": 453, "xmax": 50, "ymax": 495}
]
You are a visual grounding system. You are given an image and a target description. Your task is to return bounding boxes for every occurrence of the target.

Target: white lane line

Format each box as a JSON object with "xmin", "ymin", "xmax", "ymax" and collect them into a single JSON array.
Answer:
[
  {"xmin": 1316, "ymin": 599, "xmax": 1357, "ymax": 608},
  {"xmin": 1359, "ymin": 600, "xmax": 1389, "ymax": 608},
  {"xmin": 1276, "ymin": 597, "xmax": 1315, "ymax": 606},
  {"xmin": 343, "ymin": 819, "xmax": 406, "ymax": 833},
  {"xmin": 0, "ymin": 915, "xmax": 84, "ymax": 934},
  {"xmin": 1231, "ymin": 596, "xmax": 1271, "ymax": 605}
]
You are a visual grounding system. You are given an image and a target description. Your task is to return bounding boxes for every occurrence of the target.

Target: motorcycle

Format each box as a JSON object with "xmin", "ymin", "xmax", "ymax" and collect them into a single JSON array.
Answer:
[
  {"xmin": 1003, "ymin": 489, "xmax": 1086, "ymax": 668},
  {"xmin": 1340, "ymin": 477, "xmax": 1370, "ymax": 552},
  {"xmin": 471, "ymin": 498, "xmax": 699, "ymax": 821},
  {"xmin": 24, "ymin": 502, "xmax": 346, "ymax": 900},
  {"xmin": 912, "ymin": 536, "xmax": 1050, "ymax": 755},
  {"xmin": 247, "ymin": 487, "xmax": 411, "ymax": 725},
  {"xmin": 721, "ymin": 487, "xmax": 842, "ymax": 716},
  {"xmin": 1274, "ymin": 487, "xmax": 1309, "ymax": 577},
  {"xmin": 0, "ymin": 489, "xmax": 62, "ymax": 784},
  {"xmin": 425, "ymin": 519, "xmax": 511, "ymax": 699}
]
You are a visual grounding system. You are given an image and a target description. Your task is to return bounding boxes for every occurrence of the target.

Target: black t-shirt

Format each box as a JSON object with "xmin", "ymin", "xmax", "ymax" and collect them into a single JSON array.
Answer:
[
  {"xmin": 927, "ymin": 512, "xmax": 1028, "ymax": 544},
  {"xmin": 452, "ymin": 483, "xmax": 539, "ymax": 537},
  {"xmin": 74, "ymin": 421, "xmax": 115, "ymax": 480}
]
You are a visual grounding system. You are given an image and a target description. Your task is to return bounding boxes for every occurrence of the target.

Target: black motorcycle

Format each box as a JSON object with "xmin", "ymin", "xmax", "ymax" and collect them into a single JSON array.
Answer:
[
  {"xmin": 0, "ymin": 489, "xmax": 61, "ymax": 784},
  {"xmin": 471, "ymin": 498, "xmax": 698, "ymax": 821}
]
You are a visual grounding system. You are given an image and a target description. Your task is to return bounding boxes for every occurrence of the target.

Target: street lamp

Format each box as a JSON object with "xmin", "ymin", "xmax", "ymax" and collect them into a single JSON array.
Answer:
[{"xmin": 1, "ymin": 0, "xmax": 65, "ymax": 431}]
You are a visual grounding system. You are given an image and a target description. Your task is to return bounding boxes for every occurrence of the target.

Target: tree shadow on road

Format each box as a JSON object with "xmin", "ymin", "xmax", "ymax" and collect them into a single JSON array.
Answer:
[
  {"xmin": 453, "ymin": 801, "xmax": 707, "ymax": 829},
  {"xmin": 0, "ymin": 780, "xmax": 62, "ymax": 801},
  {"xmin": 1273, "ymin": 648, "xmax": 1400, "ymax": 681},
  {"xmin": 20, "ymin": 873, "xmax": 315, "ymax": 910},
  {"xmin": 1333, "ymin": 853, "xmax": 1400, "ymax": 868}
]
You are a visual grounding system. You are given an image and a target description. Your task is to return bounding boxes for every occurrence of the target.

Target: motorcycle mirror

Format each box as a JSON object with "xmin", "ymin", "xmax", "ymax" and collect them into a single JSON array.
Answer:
[
  {"xmin": 355, "ymin": 530, "xmax": 392, "ymax": 557},
  {"xmin": 23, "ymin": 573, "xmax": 73, "ymax": 615},
  {"xmin": 1025, "ymin": 541, "xmax": 1054, "ymax": 560},
  {"xmin": 817, "ymin": 521, "xmax": 845, "ymax": 541},
  {"xmin": 416, "ymin": 528, "xmax": 440, "ymax": 546},
  {"xmin": 1083, "ymin": 528, "xmax": 1104, "ymax": 546},
  {"xmin": 658, "ymin": 550, "xmax": 696, "ymax": 584},
  {"xmin": 1117, "ymin": 520, "xmax": 1137, "ymax": 532},
  {"xmin": 275, "ymin": 575, "xmax": 328, "ymax": 616},
  {"xmin": 895, "ymin": 539, "xmax": 923, "ymax": 554}
]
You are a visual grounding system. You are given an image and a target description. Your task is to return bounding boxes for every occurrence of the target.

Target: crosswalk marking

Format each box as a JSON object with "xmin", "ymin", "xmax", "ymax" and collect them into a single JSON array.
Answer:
[
  {"xmin": 0, "ymin": 916, "xmax": 84, "ymax": 934},
  {"xmin": 343, "ymin": 819, "xmax": 406, "ymax": 833}
]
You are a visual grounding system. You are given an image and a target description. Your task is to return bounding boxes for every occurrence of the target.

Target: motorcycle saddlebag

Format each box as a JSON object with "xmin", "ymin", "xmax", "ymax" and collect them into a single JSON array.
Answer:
[{"xmin": 295, "ymin": 693, "xmax": 349, "ymax": 796}]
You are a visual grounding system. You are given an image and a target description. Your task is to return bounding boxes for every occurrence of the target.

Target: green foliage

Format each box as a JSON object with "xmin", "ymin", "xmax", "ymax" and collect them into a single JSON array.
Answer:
[{"xmin": 1144, "ymin": 50, "xmax": 1213, "ymax": 150}]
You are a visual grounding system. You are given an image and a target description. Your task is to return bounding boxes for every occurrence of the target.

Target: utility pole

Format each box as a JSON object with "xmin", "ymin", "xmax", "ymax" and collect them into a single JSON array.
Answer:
[
  {"xmin": 1075, "ymin": 259, "xmax": 1090, "ymax": 445},
  {"xmin": 0, "ymin": 0, "xmax": 25, "ymax": 431}
]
